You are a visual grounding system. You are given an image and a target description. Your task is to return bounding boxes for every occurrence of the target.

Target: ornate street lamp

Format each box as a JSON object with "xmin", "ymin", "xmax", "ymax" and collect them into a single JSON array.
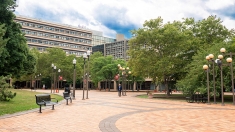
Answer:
[
  {"xmin": 34, "ymin": 75, "xmax": 37, "ymax": 90},
  {"xmin": 73, "ymin": 58, "xmax": 76, "ymax": 99},
  {"xmin": 51, "ymin": 63, "xmax": 54, "ymax": 93},
  {"xmin": 206, "ymin": 54, "xmax": 216, "ymax": 104},
  {"xmin": 226, "ymin": 57, "xmax": 235, "ymax": 105},
  {"xmin": 38, "ymin": 73, "xmax": 41, "ymax": 89},
  {"xmin": 83, "ymin": 53, "xmax": 87, "ymax": 100},
  {"xmin": 86, "ymin": 50, "xmax": 91, "ymax": 99},
  {"xmin": 220, "ymin": 48, "xmax": 235, "ymax": 105},
  {"xmin": 58, "ymin": 69, "xmax": 61, "ymax": 93},
  {"xmin": 53, "ymin": 65, "xmax": 57, "ymax": 93},
  {"xmin": 215, "ymin": 54, "xmax": 224, "ymax": 106},
  {"xmin": 203, "ymin": 65, "xmax": 210, "ymax": 105},
  {"xmin": 117, "ymin": 64, "xmax": 131, "ymax": 96}
]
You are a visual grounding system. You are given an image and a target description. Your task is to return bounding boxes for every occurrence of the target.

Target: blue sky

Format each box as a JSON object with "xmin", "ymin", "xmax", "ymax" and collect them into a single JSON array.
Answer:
[{"xmin": 15, "ymin": 0, "xmax": 235, "ymax": 39}]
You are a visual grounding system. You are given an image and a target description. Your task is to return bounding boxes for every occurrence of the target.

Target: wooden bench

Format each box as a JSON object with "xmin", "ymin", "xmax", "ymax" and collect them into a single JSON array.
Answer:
[
  {"xmin": 63, "ymin": 92, "xmax": 72, "ymax": 105},
  {"xmin": 35, "ymin": 94, "xmax": 58, "ymax": 113},
  {"xmin": 186, "ymin": 94, "xmax": 207, "ymax": 103}
]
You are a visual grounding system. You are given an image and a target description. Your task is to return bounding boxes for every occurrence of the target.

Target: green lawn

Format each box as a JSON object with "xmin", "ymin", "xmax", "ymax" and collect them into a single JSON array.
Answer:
[
  {"xmin": 137, "ymin": 93, "xmax": 235, "ymax": 104},
  {"xmin": 0, "ymin": 89, "xmax": 63, "ymax": 116}
]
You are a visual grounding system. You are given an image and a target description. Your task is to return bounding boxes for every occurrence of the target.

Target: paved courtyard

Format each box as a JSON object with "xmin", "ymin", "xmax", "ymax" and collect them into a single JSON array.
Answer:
[{"xmin": 1, "ymin": 89, "xmax": 235, "ymax": 132}]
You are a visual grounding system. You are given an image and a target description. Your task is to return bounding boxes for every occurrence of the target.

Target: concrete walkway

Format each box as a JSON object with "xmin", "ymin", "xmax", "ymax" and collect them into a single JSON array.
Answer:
[{"xmin": 1, "ymin": 89, "xmax": 235, "ymax": 132}]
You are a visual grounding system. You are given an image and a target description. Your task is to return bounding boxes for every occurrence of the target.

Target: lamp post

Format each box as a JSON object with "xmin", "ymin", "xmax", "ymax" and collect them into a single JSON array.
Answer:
[
  {"xmin": 73, "ymin": 58, "xmax": 76, "ymax": 99},
  {"xmin": 220, "ymin": 48, "xmax": 235, "ymax": 105},
  {"xmin": 215, "ymin": 54, "xmax": 225, "ymax": 106},
  {"xmin": 117, "ymin": 64, "xmax": 131, "ymax": 96},
  {"xmin": 206, "ymin": 54, "xmax": 216, "ymax": 104},
  {"xmin": 203, "ymin": 65, "xmax": 211, "ymax": 105},
  {"xmin": 83, "ymin": 53, "xmax": 87, "ymax": 100},
  {"xmin": 86, "ymin": 50, "xmax": 91, "ymax": 99},
  {"xmin": 53, "ymin": 65, "xmax": 57, "ymax": 93},
  {"xmin": 58, "ymin": 69, "xmax": 61, "ymax": 93},
  {"xmin": 226, "ymin": 57, "xmax": 235, "ymax": 105},
  {"xmin": 34, "ymin": 75, "xmax": 37, "ymax": 90},
  {"xmin": 38, "ymin": 73, "xmax": 41, "ymax": 89},
  {"xmin": 51, "ymin": 63, "xmax": 54, "ymax": 93}
]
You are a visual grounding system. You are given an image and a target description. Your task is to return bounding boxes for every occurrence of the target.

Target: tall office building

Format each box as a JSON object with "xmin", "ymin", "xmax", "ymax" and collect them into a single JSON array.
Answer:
[
  {"xmin": 15, "ymin": 15, "xmax": 92, "ymax": 56},
  {"xmin": 91, "ymin": 30, "xmax": 116, "ymax": 46},
  {"xmin": 104, "ymin": 39, "xmax": 129, "ymax": 60},
  {"xmin": 92, "ymin": 34, "xmax": 129, "ymax": 61}
]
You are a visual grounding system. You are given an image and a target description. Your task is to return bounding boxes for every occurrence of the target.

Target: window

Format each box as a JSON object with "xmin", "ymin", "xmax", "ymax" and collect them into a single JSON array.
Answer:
[
  {"xmin": 49, "ymin": 41, "xmax": 54, "ymax": 45},
  {"xmin": 38, "ymin": 33, "xmax": 43, "ymax": 36},
  {"xmin": 66, "ymin": 31, "xmax": 70, "ymax": 34},
  {"xmin": 32, "ymin": 39, "xmax": 37, "ymax": 43},
  {"xmin": 55, "ymin": 29, "xmax": 59, "ymax": 32},
  {"xmin": 32, "ymin": 32, "xmax": 37, "ymax": 35},
  {"xmin": 44, "ymin": 34, "xmax": 49, "ymax": 37},
  {"xmin": 60, "ymin": 29, "xmax": 64, "ymax": 32},
  {"xmin": 44, "ymin": 27, "xmax": 49, "ymax": 30},
  {"xmin": 49, "ymin": 27, "xmax": 54, "ymax": 31},
  {"xmin": 26, "ymin": 31, "xmax": 31, "ymax": 34},
  {"xmin": 50, "ymin": 35, "xmax": 55, "ymax": 38},
  {"xmin": 37, "ymin": 25, "xmax": 43, "ymax": 28},
  {"xmin": 27, "ymin": 38, "xmax": 32, "ymax": 42}
]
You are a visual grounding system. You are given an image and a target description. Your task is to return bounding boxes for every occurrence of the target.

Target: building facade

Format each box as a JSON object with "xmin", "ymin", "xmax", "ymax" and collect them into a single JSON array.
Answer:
[
  {"xmin": 104, "ymin": 39, "xmax": 129, "ymax": 60},
  {"xmin": 92, "ymin": 33, "xmax": 129, "ymax": 60},
  {"xmin": 91, "ymin": 30, "xmax": 116, "ymax": 46},
  {"xmin": 15, "ymin": 15, "xmax": 92, "ymax": 56}
]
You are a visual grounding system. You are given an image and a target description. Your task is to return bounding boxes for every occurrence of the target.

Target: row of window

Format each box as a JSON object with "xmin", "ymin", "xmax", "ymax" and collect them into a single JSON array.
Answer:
[
  {"xmin": 29, "ymin": 46, "xmax": 85, "ymax": 56},
  {"xmin": 22, "ymin": 30, "xmax": 91, "ymax": 44},
  {"xmin": 17, "ymin": 21, "xmax": 92, "ymax": 38},
  {"xmin": 27, "ymin": 38, "xmax": 91, "ymax": 51}
]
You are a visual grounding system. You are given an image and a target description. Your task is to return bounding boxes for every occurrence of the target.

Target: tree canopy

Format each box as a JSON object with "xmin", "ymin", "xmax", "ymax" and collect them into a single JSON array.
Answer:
[
  {"xmin": 128, "ymin": 15, "xmax": 235, "ymax": 95},
  {"xmin": 0, "ymin": 0, "xmax": 36, "ymax": 77}
]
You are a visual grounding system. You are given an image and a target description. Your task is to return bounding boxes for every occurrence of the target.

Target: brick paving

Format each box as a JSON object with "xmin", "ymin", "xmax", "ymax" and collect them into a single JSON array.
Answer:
[{"xmin": 0, "ymin": 89, "xmax": 235, "ymax": 132}]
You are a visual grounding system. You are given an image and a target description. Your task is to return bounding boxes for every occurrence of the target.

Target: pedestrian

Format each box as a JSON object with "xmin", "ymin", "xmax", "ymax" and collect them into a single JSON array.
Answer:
[{"xmin": 118, "ymin": 83, "xmax": 122, "ymax": 97}]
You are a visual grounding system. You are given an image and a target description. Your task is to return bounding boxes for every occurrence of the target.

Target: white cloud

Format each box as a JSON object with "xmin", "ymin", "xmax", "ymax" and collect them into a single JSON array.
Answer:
[
  {"xmin": 15, "ymin": 0, "xmax": 235, "ymax": 38},
  {"xmin": 205, "ymin": 0, "xmax": 235, "ymax": 10}
]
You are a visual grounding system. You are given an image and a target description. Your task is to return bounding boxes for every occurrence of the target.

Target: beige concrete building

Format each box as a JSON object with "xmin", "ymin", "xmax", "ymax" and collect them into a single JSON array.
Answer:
[{"xmin": 15, "ymin": 15, "xmax": 92, "ymax": 56}]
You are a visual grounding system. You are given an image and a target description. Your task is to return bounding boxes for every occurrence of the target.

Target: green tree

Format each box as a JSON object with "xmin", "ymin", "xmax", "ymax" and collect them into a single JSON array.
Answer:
[
  {"xmin": 0, "ymin": 24, "xmax": 8, "ymax": 56},
  {"xmin": 128, "ymin": 17, "xmax": 193, "ymax": 95},
  {"xmin": 176, "ymin": 42, "xmax": 232, "ymax": 96},
  {"xmin": 0, "ymin": 75, "xmax": 16, "ymax": 101},
  {"xmin": 0, "ymin": 0, "xmax": 36, "ymax": 77}
]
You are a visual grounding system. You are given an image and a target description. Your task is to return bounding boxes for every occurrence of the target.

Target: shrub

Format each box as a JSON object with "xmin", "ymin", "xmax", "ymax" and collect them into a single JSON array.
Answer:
[{"xmin": 0, "ymin": 75, "xmax": 16, "ymax": 101}]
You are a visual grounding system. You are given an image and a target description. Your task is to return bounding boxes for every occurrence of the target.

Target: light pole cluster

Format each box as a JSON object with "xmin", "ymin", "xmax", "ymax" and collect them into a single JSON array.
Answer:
[
  {"xmin": 34, "ymin": 73, "xmax": 41, "ymax": 90},
  {"xmin": 117, "ymin": 64, "xmax": 131, "ymax": 96},
  {"xmin": 82, "ymin": 50, "xmax": 91, "ymax": 100},
  {"xmin": 205, "ymin": 54, "xmax": 216, "ymax": 104},
  {"xmin": 51, "ymin": 63, "xmax": 57, "ymax": 93},
  {"xmin": 203, "ymin": 48, "xmax": 235, "ymax": 106}
]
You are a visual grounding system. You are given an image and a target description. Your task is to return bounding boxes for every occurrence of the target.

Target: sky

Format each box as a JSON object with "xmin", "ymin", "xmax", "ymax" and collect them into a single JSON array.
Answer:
[{"xmin": 15, "ymin": 0, "xmax": 235, "ymax": 39}]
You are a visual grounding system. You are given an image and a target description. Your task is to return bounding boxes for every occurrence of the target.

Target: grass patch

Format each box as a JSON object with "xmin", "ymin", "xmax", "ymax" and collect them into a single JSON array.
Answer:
[
  {"xmin": 0, "ymin": 89, "xmax": 63, "ymax": 116},
  {"xmin": 137, "ymin": 93, "xmax": 235, "ymax": 104}
]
